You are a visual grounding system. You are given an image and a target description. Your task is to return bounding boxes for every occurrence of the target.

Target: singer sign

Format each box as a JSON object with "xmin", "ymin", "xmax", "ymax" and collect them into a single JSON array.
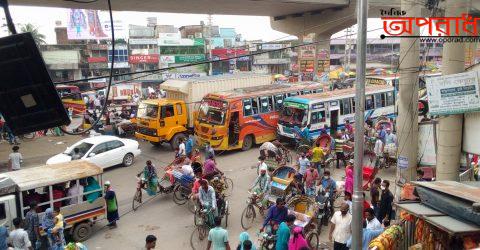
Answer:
[{"xmin": 129, "ymin": 54, "xmax": 159, "ymax": 64}]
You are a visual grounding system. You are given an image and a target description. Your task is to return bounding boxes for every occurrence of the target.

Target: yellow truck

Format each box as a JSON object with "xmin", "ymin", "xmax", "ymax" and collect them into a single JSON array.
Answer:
[{"xmin": 135, "ymin": 74, "xmax": 272, "ymax": 149}]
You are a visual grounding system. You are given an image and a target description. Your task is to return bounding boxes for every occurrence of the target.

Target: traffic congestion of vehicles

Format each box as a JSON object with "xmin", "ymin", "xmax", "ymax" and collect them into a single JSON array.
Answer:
[
  {"xmin": 3, "ymin": 73, "xmax": 407, "ymax": 249},
  {"xmin": 135, "ymin": 74, "xmax": 273, "ymax": 149}
]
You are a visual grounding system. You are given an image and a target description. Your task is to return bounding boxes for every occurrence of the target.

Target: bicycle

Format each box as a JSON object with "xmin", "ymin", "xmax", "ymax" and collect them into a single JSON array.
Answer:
[
  {"xmin": 190, "ymin": 198, "xmax": 229, "ymax": 250},
  {"xmin": 241, "ymin": 191, "xmax": 270, "ymax": 230}
]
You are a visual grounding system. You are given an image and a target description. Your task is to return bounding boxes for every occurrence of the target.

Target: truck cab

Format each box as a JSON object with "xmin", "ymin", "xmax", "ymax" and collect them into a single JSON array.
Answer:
[{"xmin": 135, "ymin": 99, "xmax": 189, "ymax": 149}]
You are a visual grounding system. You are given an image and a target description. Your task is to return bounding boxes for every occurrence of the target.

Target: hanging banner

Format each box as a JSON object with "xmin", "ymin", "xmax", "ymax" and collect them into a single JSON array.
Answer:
[{"xmin": 67, "ymin": 9, "xmax": 123, "ymax": 40}]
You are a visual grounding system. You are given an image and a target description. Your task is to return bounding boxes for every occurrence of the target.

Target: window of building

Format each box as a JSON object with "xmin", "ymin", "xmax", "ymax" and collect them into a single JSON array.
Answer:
[{"xmin": 108, "ymin": 49, "xmax": 128, "ymax": 62}]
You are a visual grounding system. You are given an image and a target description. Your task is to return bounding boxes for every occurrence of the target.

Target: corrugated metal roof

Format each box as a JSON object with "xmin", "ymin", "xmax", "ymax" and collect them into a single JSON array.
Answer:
[
  {"xmin": 396, "ymin": 202, "xmax": 444, "ymax": 217},
  {"xmin": 426, "ymin": 215, "xmax": 480, "ymax": 235},
  {"xmin": 413, "ymin": 181, "xmax": 480, "ymax": 203},
  {"xmin": 285, "ymin": 84, "xmax": 393, "ymax": 103}
]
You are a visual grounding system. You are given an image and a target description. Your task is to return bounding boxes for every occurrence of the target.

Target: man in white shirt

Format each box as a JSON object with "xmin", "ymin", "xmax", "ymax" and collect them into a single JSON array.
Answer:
[
  {"xmin": 365, "ymin": 208, "xmax": 382, "ymax": 230},
  {"xmin": 373, "ymin": 134, "xmax": 384, "ymax": 168},
  {"xmin": 329, "ymin": 203, "xmax": 352, "ymax": 250},
  {"xmin": 257, "ymin": 156, "xmax": 268, "ymax": 175},
  {"xmin": 179, "ymin": 159, "xmax": 194, "ymax": 178},
  {"xmin": 9, "ymin": 218, "xmax": 32, "ymax": 250},
  {"xmin": 177, "ymin": 139, "xmax": 186, "ymax": 157},
  {"xmin": 68, "ymin": 180, "xmax": 84, "ymax": 205},
  {"xmin": 8, "ymin": 146, "xmax": 23, "ymax": 171}
]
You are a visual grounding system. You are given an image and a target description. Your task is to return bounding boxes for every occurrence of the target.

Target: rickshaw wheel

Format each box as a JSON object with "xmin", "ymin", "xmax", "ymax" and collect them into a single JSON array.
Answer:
[
  {"xmin": 306, "ymin": 231, "xmax": 319, "ymax": 250},
  {"xmin": 132, "ymin": 190, "xmax": 142, "ymax": 211},
  {"xmin": 172, "ymin": 184, "xmax": 190, "ymax": 205},
  {"xmin": 240, "ymin": 204, "xmax": 256, "ymax": 230},
  {"xmin": 190, "ymin": 226, "xmax": 209, "ymax": 250}
]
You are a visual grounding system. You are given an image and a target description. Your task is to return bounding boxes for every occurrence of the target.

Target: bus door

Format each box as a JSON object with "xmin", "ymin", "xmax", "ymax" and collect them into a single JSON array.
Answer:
[
  {"xmin": 329, "ymin": 100, "xmax": 340, "ymax": 134},
  {"xmin": 228, "ymin": 111, "xmax": 239, "ymax": 146}
]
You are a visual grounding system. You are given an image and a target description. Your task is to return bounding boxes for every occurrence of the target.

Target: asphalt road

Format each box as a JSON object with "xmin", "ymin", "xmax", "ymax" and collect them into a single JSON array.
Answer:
[{"xmin": 3, "ymin": 135, "xmax": 397, "ymax": 249}]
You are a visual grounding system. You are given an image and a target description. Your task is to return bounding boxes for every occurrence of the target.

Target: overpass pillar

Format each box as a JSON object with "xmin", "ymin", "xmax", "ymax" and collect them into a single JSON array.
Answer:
[
  {"xmin": 436, "ymin": 0, "xmax": 468, "ymax": 181},
  {"xmin": 313, "ymin": 33, "xmax": 332, "ymax": 81}
]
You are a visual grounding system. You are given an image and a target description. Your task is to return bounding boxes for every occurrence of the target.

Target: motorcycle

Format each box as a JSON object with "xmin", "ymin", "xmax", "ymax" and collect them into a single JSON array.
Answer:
[{"xmin": 315, "ymin": 186, "xmax": 335, "ymax": 235}]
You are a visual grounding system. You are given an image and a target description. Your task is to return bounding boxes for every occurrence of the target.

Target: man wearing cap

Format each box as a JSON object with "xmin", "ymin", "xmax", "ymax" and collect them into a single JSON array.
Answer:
[
  {"xmin": 249, "ymin": 164, "xmax": 271, "ymax": 208},
  {"xmin": 104, "ymin": 181, "xmax": 119, "ymax": 228}
]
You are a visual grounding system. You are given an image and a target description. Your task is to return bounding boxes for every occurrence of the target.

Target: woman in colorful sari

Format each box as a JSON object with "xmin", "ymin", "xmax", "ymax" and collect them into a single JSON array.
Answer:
[
  {"xmin": 143, "ymin": 160, "xmax": 158, "ymax": 196},
  {"xmin": 288, "ymin": 227, "xmax": 309, "ymax": 250}
]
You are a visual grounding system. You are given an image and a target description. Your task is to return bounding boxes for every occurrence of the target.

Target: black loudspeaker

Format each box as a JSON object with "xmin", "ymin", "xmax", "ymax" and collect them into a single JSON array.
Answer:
[{"xmin": 0, "ymin": 33, "xmax": 70, "ymax": 135}]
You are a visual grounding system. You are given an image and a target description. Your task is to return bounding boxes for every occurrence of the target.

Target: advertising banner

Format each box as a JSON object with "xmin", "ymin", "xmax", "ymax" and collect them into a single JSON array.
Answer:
[
  {"xmin": 67, "ymin": 9, "xmax": 123, "ymax": 40},
  {"xmin": 160, "ymin": 56, "xmax": 175, "ymax": 64},
  {"xmin": 175, "ymin": 54, "xmax": 206, "ymax": 63},
  {"xmin": 261, "ymin": 44, "xmax": 284, "ymax": 50},
  {"xmin": 426, "ymin": 71, "xmax": 480, "ymax": 115},
  {"xmin": 129, "ymin": 54, "xmax": 159, "ymax": 64}
]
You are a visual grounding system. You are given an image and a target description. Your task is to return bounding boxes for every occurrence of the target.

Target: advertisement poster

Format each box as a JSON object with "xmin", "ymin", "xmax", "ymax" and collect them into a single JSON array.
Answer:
[
  {"xmin": 67, "ymin": 9, "xmax": 123, "ymax": 40},
  {"xmin": 426, "ymin": 71, "xmax": 480, "ymax": 115}
]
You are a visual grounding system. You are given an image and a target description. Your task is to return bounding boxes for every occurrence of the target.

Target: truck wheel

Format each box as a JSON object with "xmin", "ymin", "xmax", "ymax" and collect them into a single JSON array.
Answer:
[
  {"xmin": 170, "ymin": 133, "xmax": 187, "ymax": 150},
  {"xmin": 72, "ymin": 222, "xmax": 92, "ymax": 242},
  {"xmin": 241, "ymin": 135, "xmax": 254, "ymax": 151}
]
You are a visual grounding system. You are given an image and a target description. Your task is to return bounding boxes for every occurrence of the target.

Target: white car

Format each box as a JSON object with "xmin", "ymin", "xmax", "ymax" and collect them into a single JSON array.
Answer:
[{"xmin": 46, "ymin": 136, "xmax": 141, "ymax": 169}]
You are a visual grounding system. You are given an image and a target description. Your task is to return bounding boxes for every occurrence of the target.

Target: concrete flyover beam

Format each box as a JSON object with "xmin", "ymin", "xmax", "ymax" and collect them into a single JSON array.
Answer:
[{"xmin": 9, "ymin": 0, "xmax": 349, "ymax": 17}]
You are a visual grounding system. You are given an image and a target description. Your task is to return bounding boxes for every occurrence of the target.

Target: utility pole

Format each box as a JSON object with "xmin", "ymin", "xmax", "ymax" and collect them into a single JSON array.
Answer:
[
  {"xmin": 396, "ymin": 0, "xmax": 420, "ymax": 188},
  {"xmin": 207, "ymin": 14, "xmax": 213, "ymax": 76},
  {"xmin": 436, "ymin": 0, "xmax": 468, "ymax": 181},
  {"xmin": 344, "ymin": 27, "xmax": 352, "ymax": 72},
  {"xmin": 351, "ymin": 0, "xmax": 367, "ymax": 249}
]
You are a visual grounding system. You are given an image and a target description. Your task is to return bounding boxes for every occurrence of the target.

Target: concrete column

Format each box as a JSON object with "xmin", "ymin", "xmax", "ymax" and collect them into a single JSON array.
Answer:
[
  {"xmin": 314, "ymin": 33, "xmax": 331, "ymax": 81},
  {"xmin": 436, "ymin": 0, "xmax": 468, "ymax": 181},
  {"xmin": 396, "ymin": 0, "xmax": 420, "ymax": 183}
]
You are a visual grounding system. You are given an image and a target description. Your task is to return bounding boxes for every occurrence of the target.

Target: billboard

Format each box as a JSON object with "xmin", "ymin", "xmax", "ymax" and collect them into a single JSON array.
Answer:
[
  {"xmin": 426, "ymin": 71, "xmax": 480, "ymax": 115},
  {"xmin": 129, "ymin": 55, "xmax": 159, "ymax": 64},
  {"xmin": 67, "ymin": 9, "xmax": 123, "ymax": 40}
]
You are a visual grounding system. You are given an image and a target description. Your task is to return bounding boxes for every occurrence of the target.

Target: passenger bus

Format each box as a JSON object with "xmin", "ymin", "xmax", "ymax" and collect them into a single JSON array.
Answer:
[
  {"xmin": 194, "ymin": 82, "xmax": 326, "ymax": 151},
  {"xmin": 277, "ymin": 84, "xmax": 395, "ymax": 141},
  {"xmin": 0, "ymin": 161, "xmax": 105, "ymax": 241},
  {"xmin": 56, "ymin": 85, "xmax": 86, "ymax": 115}
]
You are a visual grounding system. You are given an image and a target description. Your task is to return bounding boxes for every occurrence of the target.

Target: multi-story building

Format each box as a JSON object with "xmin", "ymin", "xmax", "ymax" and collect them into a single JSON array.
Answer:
[
  {"xmin": 128, "ymin": 25, "xmax": 160, "ymax": 83},
  {"xmin": 40, "ymin": 44, "xmax": 88, "ymax": 84},
  {"xmin": 251, "ymin": 41, "xmax": 293, "ymax": 75}
]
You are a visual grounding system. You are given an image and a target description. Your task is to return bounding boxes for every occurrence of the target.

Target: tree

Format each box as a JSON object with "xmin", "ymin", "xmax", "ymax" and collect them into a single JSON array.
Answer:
[{"xmin": 20, "ymin": 23, "xmax": 46, "ymax": 45}]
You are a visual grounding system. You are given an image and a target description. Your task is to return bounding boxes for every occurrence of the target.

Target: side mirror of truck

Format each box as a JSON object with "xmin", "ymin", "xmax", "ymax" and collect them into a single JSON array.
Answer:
[{"xmin": 160, "ymin": 121, "xmax": 165, "ymax": 127}]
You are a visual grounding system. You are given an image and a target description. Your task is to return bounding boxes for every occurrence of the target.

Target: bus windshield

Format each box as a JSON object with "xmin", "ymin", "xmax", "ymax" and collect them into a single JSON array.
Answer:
[
  {"xmin": 280, "ymin": 104, "xmax": 308, "ymax": 126},
  {"xmin": 137, "ymin": 103, "xmax": 159, "ymax": 118},
  {"xmin": 198, "ymin": 100, "xmax": 227, "ymax": 125}
]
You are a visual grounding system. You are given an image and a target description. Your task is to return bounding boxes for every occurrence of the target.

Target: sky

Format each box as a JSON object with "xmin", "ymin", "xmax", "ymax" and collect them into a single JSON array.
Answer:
[{"xmin": 1, "ymin": 6, "xmax": 386, "ymax": 44}]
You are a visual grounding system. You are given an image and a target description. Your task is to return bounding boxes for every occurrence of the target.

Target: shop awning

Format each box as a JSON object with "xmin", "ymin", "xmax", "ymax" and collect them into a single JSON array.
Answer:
[
  {"xmin": 396, "ymin": 202, "xmax": 444, "ymax": 217},
  {"xmin": 412, "ymin": 181, "xmax": 480, "ymax": 203}
]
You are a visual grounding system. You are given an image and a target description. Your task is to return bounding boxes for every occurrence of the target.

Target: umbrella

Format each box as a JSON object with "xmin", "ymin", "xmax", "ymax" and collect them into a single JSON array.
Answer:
[{"xmin": 274, "ymin": 74, "xmax": 285, "ymax": 79}]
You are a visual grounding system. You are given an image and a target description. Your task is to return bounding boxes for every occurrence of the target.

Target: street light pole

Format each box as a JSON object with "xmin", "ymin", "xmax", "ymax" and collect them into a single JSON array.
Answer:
[{"xmin": 352, "ymin": 0, "xmax": 367, "ymax": 249}]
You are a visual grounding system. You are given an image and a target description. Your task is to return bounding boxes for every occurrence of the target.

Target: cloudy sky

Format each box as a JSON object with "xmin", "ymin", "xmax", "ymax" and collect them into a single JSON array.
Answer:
[{"xmin": 1, "ymin": 6, "xmax": 386, "ymax": 44}]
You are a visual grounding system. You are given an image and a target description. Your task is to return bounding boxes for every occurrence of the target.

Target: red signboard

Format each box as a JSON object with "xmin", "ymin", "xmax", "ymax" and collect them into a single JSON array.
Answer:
[
  {"xmin": 87, "ymin": 57, "xmax": 107, "ymax": 63},
  {"xmin": 206, "ymin": 99, "xmax": 226, "ymax": 109},
  {"xmin": 129, "ymin": 54, "xmax": 159, "ymax": 64},
  {"xmin": 211, "ymin": 49, "xmax": 248, "ymax": 59}
]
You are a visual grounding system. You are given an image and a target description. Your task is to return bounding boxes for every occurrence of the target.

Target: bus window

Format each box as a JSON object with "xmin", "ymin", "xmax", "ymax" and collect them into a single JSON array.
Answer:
[
  {"xmin": 341, "ymin": 98, "xmax": 351, "ymax": 115},
  {"xmin": 259, "ymin": 97, "xmax": 271, "ymax": 113},
  {"xmin": 386, "ymin": 91, "xmax": 395, "ymax": 106},
  {"xmin": 251, "ymin": 98, "xmax": 259, "ymax": 115},
  {"xmin": 374, "ymin": 93, "xmax": 385, "ymax": 108},
  {"xmin": 365, "ymin": 95, "xmax": 374, "ymax": 110},
  {"xmin": 311, "ymin": 111, "xmax": 326, "ymax": 124},
  {"xmin": 301, "ymin": 90, "xmax": 311, "ymax": 95},
  {"xmin": 351, "ymin": 98, "xmax": 356, "ymax": 113},
  {"xmin": 268, "ymin": 96, "xmax": 274, "ymax": 111},
  {"xmin": 289, "ymin": 92, "xmax": 298, "ymax": 97},
  {"xmin": 274, "ymin": 95, "xmax": 284, "ymax": 110},
  {"xmin": 243, "ymin": 99, "xmax": 252, "ymax": 116}
]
